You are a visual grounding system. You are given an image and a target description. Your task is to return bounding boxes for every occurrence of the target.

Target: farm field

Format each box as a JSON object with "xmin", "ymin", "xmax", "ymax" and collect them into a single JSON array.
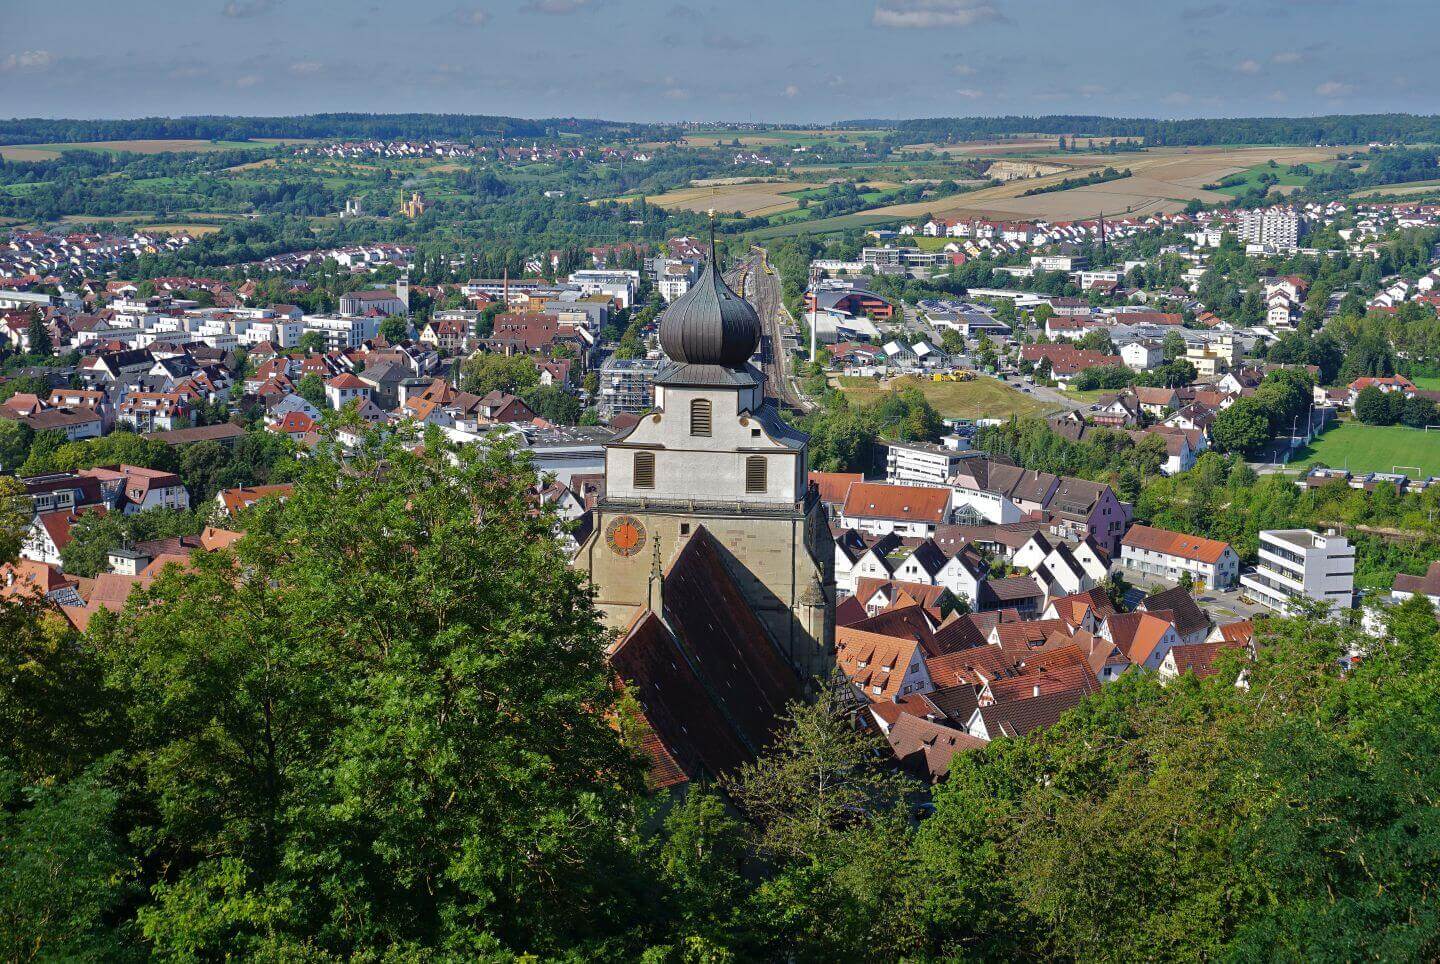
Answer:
[
  {"xmin": 836, "ymin": 374, "xmax": 1060, "ymax": 420},
  {"xmin": 135, "ymin": 223, "xmax": 224, "ymax": 235},
  {"xmin": 638, "ymin": 128, "xmax": 888, "ymax": 151},
  {"xmin": 1285, "ymin": 422, "xmax": 1440, "ymax": 477},
  {"xmin": 747, "ymin": 212, "xmax": 900, "ymax": 240},
  {"xmin": 626, "ymin": 180, "xmax": 821, "ymax": 217},
  {"xmin": 1211, "ymin": 160, "xmax": 1340, "ymax": 197},
  {"xmin": 0, "ymin": 138, "xmax": 307, "ymax": 161},
  {"xmin": 1351, "ymin": 179, "xmax": 1440, "ymax": 198},
  {"xmin": 859, "ymin": 145, "xmax": 1351, "ymax": 223}
]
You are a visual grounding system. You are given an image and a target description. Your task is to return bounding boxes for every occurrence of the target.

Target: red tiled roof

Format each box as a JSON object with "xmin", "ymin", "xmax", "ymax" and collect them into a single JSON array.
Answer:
[
  {"xmin": 1122, "ymin": 524, "xmax": 1232, "ymax": 565},
  {"xmin": 842, "ymin": 482, "xmax": 950, "ymax": 525}
]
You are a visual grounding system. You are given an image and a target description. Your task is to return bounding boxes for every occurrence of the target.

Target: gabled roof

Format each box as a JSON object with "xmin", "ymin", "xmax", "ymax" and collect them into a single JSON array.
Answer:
[
  {"xmin": 608, "ymin": 527, "xmax": 801, "ymax": 789},
  {"xmin": 1122, "ymin": 524, "xmax": 1232, "ymax": 565},
  {"xmin": 808, "ymin": 471, "xmax": 863, "ymax": 505},
  {"xmin": 842, "ymin": 482, "xmax": 951, "ymax": 525},
  {"xmin": 1102, "ymin": 611, "xmax": 1176, "ymax": 665},
  {"xmin": 1139, "ymin": 587, "xmax": 1211, "ymax": 639},
  {"xmin": 975, "ymin": 685, "xmax": 1089, "ymax": 739},
  {"xmin": 885, "ymin": 714, "xmax": 985, "ymax": 781},
  {"xmin": 836, "ymin": 626, "xmax": 924, "ymax": 703}
]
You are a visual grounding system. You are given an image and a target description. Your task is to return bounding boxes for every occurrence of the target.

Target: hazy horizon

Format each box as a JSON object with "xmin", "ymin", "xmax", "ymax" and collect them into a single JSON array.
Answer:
[{"xmin": 4, "ymin": 0, "xmax": 1437, "ymax": 123}]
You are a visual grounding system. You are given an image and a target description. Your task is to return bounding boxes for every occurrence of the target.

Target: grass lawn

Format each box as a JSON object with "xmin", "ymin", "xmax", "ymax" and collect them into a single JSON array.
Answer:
[
  {"xmin": 747, "ymin": 212, "xmax": 902, "ymax": 240},
  {"xmin": 1409, "ymin": 374, "xmax": 1440, "ymax": 391},
  {"xmin": 1060, "ymin": 387, "xmax": 1110, "ymax": 404},
  {"xmin": 1286, "ymin": 421, "xmax": 1440, "ymax": 477},
  {"xmin": 836, "ymin": 374, "xmax": 1061, "ymax": 420}
]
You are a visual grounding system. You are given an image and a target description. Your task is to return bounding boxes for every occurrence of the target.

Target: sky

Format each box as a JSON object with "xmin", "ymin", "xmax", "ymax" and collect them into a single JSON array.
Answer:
[{"xmin": 3, "ymin": 0, "xmax": 1439, "ymax": 123}]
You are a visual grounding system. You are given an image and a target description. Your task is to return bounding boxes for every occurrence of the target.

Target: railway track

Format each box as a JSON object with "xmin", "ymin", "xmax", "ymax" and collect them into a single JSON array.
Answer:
[{"xmin": 725, "ymin": 250, "xmax": 812, "ymax": 413}]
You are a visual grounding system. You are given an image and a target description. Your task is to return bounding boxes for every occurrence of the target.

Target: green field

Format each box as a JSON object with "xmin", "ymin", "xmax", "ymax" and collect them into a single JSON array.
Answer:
[
  {"xmin": 836, "ymin": 374, "xmax": 1061, "ymax": 420},
  {"xmin": 747, "ymin": 212, "xmax": 901, "ymax": 240},
  {"xmin": 1286, "ymin": 422, "xmax": 1440, "ymax": 477},
  {"xmin": 1212, "ymin": 160, "xmax": 1338, "ymax": 197},
  {"xmin": 1407, "ymin": 374, "xmax": 1440, "ymax": 390}
]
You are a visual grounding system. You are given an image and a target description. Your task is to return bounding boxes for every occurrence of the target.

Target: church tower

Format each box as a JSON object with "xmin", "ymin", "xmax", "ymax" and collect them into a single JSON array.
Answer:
[{"xmin": 577, "ymin": 235, "xmax": 834, "ymax": 680}]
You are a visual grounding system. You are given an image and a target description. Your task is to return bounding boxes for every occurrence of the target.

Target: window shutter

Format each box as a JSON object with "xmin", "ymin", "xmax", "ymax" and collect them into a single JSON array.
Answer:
[
  {"xmin": 690, "ymin": 398, "xmax": 712, "ymax": 437},
  {"xmin": 745, "ymin": 456, "xmax": 767, "ymax": 493},
  {"xmin": 634, "ymin": 451, "xmax": 655, "ymax": 489}
]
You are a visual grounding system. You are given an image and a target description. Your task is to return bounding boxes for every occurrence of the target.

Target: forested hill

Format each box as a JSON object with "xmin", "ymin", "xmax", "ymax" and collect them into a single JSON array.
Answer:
[
  {"xmin": 0, "ymin": 113, "xmax": 659, "ymax": 145},
  {"xmin": 843, "ymin": 113, "xmax": 1440, "ymax": 146},
  {"xmin": 8, "ymin": 112, "xmax": 1440, "ymax": 148}
]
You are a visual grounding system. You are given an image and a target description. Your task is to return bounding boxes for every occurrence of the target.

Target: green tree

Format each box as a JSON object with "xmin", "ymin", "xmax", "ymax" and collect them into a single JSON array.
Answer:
[
  {"xmin": 522, "ymin": 385, "xmax": 581, "ymax": 425},
  {"xmin": 1161, "ymin": 329, "xmax": 1187, "ymax": 362},
  {"xmin": 461, "ymin": 353, "xmax": 541, "ymax": 396},
  {"xmin": 298, "ymin": 331, "xmax": 327, "ymax": 354},
  {"xmin": 1354, "ymin": 385, "xmax": 1396, "ymax": 425},
  {"xmin": 378, "ymin": 316, "xmax": 408, "ymax": 343},
  {"xmin": 97, "ymin": 428, "xmax": 647, "ymax": 958},
  {"xmin": 1211, "ymin": 397, "xmax": 1271, "ymax": 454},
  {"xmin": 296, "ymin": 373, "xmax": 326, "ymax": 409},
  {"xmin": 25, "ymin": 314, "xmax": 52, "ymax": 357}
]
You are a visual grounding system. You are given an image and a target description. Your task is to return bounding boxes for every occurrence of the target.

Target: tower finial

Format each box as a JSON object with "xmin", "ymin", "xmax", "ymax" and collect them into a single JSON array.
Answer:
[{"xmin": 707, "ymin": 209, "xmax": 717, "ymax": 263}]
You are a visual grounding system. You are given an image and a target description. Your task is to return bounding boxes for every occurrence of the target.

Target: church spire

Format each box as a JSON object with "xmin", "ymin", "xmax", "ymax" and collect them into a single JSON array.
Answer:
[{"xmin": 656, "ymin": 217, "xmax": 761, "ymax": 369}]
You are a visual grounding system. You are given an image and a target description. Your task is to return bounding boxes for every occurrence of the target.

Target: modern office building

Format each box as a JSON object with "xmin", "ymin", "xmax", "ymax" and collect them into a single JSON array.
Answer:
[{"xmin": 1240, "ymin": 528, "xmax": 1354, "ymax": 614}]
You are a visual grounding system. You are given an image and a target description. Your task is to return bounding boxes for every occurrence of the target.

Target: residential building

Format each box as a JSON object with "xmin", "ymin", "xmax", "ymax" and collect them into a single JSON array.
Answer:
[
  {"xmin": 1120, "ymin": 523, "xmax": 1239, "ymax": 590},
  {"xmin": 1238, "ymin": 208, "xmax": 1303, "ymax": 249},
  {"xmin": 839, "ymin": 482, "xmax": 952, "ymax": 537},
  {"xmin": 1392, "ymin": 561, "xmax": 1440, "ymax": 609},
  {"xmin": 1240, "ymin": 528, "xmax": 1355, "ymax": 614},
  {"xmin": 884, "ymin": 440, "xmax": 980, "ymax": 487},
  {"xmin": 598, "ymin": 356, "xmax": 662, "ymax": 419}
]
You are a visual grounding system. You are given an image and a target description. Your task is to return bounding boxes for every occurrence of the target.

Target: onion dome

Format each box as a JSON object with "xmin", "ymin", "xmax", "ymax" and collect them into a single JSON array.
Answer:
[{"xmin": 658, "ymin": 245, "xmax": 761, "ymax": 369}]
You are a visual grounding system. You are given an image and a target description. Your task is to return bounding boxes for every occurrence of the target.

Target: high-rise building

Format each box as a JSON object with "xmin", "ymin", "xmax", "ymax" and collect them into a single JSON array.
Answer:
[
  {"xmin": 577, "ymin": 245, "xmax": 833, "ymax": 680},
  {"xmin": 1238, "ymin": 208, "xmax": 1303, "ymax": 249}
]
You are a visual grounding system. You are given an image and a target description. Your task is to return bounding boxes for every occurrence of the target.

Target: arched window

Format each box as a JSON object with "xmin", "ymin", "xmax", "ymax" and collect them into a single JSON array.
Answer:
[
  {"xmin": 633, "ymin": 451, "xmax": 655, "ymax": 489},
  {"xmin": 745, "ymin": 456, "xmax": 767, "ymax": 494},
  {"xmin": 689, "ymin": 398, "xmax": 712, "ymax": 437}
]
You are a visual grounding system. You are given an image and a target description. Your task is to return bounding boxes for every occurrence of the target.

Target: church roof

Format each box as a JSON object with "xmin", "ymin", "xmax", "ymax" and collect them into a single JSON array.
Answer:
[{"xmin": 657, "ymin": 231, "xmax": 761, "ymax": 369}]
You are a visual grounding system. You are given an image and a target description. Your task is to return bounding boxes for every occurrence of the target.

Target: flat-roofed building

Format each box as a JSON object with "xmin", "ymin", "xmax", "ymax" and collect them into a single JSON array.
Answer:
[{"xmin": 1240, "ymin": 528, "xmax": 1354, "ymax": 614}]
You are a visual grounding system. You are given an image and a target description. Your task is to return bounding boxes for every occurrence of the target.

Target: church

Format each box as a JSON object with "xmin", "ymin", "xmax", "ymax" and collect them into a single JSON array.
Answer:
[{"xmin": 575, "ymin": 239, "xmax": 836, "ymax": 786}]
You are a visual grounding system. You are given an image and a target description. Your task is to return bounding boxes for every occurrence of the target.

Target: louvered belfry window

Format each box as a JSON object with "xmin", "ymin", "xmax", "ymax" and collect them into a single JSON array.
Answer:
[
  {"xmin": 690, "ymin": 398, "xmax": 712, "ymax": 437},
  {"xmin": 745, "ymin": 456, "xmax": 767, "ymax": 493},
  {"xmin": 634, "ymin": 451, "xmax": 655, "ymax": 489}
]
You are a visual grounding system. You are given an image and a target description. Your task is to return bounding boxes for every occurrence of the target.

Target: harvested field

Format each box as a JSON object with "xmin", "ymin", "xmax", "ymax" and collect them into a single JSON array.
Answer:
[
  {"xmin": 899, "ymin": 135, "xmax": 1145, "ymax": 156},
  {"xmin": 135, "ymin": 223, "xmax": 224, "ymax": 235},
  {"xmin": 637, "ymin": 181, "xmax": 822, "ymax": 217},
  {"xmin": 837, "ymin": 374, "xmax": 1060, "ymax": 420},
  {"xmin": 0, "ymin": 138, "xmax": 306, "ymax": 161},
  {"xmin": 861, "ymin": 145, "xmax": 1351, "ymax": 223}
]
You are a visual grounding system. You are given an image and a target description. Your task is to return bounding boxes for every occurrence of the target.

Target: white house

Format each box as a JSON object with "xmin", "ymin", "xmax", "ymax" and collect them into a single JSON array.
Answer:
[{"xmin": 1120, "ymin": 524, "xmax": 1239, "ymax": 590}]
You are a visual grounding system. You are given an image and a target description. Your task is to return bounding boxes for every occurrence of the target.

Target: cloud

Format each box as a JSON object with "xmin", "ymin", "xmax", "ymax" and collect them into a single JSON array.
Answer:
[
  {"xmin": 1077, "ymin": 83, "xmax": 1108, "ymax": 97},
  {"xmin": 954, "ymin": 87, "xmax": 984, "ymax": 99},
  {"xmin": 1315, "ymin": 80, "xmax": 1353, "ymax": 97},
  {"xmin": 1180, "ymin": 2, "xmax": 1227, "ymax": 18},
  {"xmin": 235, "ymin": 74, "xmax": 262, "ymax": 88},
  {"xmin": 1271, "ymin": 50, "xmax": 1302, "ymax": 64},
  {"xmin": 446, "ymin": 6, "xmax": 491, "ymax": 25},
  {"xmin": 1236, "ymin": 58, "xmax": 1261, "ymax": 74},
  {"xmin": 952, "ymin": 63, "xmax": 978, "ymax": 76},
  {"xmin": 522, "ymin": 0, "xmax": 598, "ymax": 12},
  {"xmin": 873, "ymin": 0, "xmax": 1005, "ymax": 29},
  {"xmin": 221, "ymin": 0, "xmax": 275, "ymax": 18},
  {"xmin": 1162, "ymin": 91, "xmax": 1193, "ymax": 106},
  {"xmin": 782, "ymin": 84, "xmax": 800, "ymax": 98},
  {"xmin": 289, "ymin": 60, "xmax": 323, "ymax": 74},
  {"xmin": 1267, "ymin": 89, "xmax": 1288, "ymax": 102},
  {"xmin": 0, "ymin": 49, "xmax": 54, "ymax": 72}
]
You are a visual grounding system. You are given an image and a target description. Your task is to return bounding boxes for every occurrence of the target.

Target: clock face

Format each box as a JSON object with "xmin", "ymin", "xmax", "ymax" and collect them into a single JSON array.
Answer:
[{"xmin": 605, "ymin": 515, "xmax": 646, "ymax": 557}]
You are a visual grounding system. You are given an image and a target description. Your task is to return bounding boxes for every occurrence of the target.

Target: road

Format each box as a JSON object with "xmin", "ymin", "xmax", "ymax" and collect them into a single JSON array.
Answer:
[{"xmin": 725, "ymin": 250, "xmax": 813, "ymax": 413}]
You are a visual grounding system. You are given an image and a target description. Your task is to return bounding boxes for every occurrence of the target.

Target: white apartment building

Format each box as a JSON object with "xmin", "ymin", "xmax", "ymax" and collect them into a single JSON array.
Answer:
[
  {"xmin": 657, "ymin": 259, "xmax": 701, "ymax": 303},
  {"xmin": 1120, "ymin": 524, "xmax": 1240, "ymax": 590},
  {"xmin": 884, "ymin": 441, "xmax": 980, "ymax": 487},
  {"xmin": 1238, "ymin": 209, "xmax": 1303, "ymax": 249},
  {"xmin": 1240, "ymin": 528, "xmax": 1354, "ymax": 614},
  {"xmin": 302, "ymin": 315, "xmax": 380, "ymax": 351}
]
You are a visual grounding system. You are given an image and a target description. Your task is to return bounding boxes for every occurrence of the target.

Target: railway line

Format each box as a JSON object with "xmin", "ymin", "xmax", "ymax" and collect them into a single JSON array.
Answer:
[{"xmin": 725, "ymin": 248, "xmax": 813, "ymax": 413}]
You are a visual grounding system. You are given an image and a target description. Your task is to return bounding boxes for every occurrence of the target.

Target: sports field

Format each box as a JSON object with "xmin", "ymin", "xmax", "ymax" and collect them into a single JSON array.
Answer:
[
  {"xmin": 1286, "ymin": 422, "xmax": 1440, "ymax": 477},
  {"xmin": 836, "ymin": 374, "xmax": 1060, "ymax": 420}
]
